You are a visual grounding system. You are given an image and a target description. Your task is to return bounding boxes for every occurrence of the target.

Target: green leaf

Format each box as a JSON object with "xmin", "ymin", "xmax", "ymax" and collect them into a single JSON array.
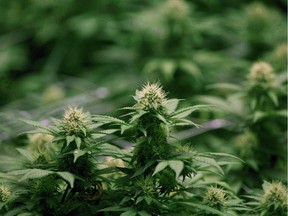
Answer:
[
  {"xmin": 136, "ymin": 196, "xmax": 144, "ymax": 204},
  {"xmin": 168, "ymin": 160, "xmax": 184, "ymax": 179},
  {"xmin": 16, "ymin": 148, "xmax": 34, "ymax": 162},
  {"xmin": 17, "ymin": 169, "xmax": 53, "ymax": 182},
  {"xmin": 93, "ymin": 115, "xmax": 129, "ymax": 126},
  {"xmin": 56, "ymin": 172, "xmax": 75, "ymax": 188},
  {"xmin": 267, "ymin": 91, "xmax": 278, "ymax": 106},
  {"xmin": 75, "ymin": 137, "xmax": 82, "ymax": 149},
  {"xmin": 121, "ymin": 124, "xmax": 132, "ymax": 134},
  {"xmin": 173, "ymin": 118, "xmax": 200, "ymax": 127},
  {"xmin": 66, "ymin": 135, "xmax": 75, "ymax": 146},
  {"xmin": 120, "ymin": 209, "xmax": 137, "ymax": 216},
  {"xmin": 164, "ymin": 99, "xmax": 179, "ymax": 114},
  {"xmin": 171, "ymin": 105, "xmax": 213, "ymax": 118},
  {"xmin": 155, "ymin": 113, "xmax": 168, "ymax": 123},
  {"xmin": 194, "ymin": 156, "xmax": 224, "ymax": 176},
  {"xmin": 175, "ymin": 202, "xmax": 226, "ymax": 215},
  {"xmin": 208, "ymin": 152, "xmax": 245, "ymax": 163},
  {"xmin": 99, "ymin": 129, "xmax": 119, "ymax": 134},
  {"xmin": 252, "ymin": 111, "xmax": 267, "ymax": 122},
  {"xmin": 98, "ymin": 206, "xmax": 125, "ymax": 212},
  {"xmin": 152, "ymin": 161, "xmax": 168, "ymax": 176},
  {"xmin": 73, "ymin": 149, "xmax": 87, "ymax": 163},
  {"xmin": 138, "ymin": 210, "xmax": 151, "ymax": 216},
  {"xmin": 80, "ymin": 126, "xmax": 87, "ymax": 136},
  {"xmin": 161, "ymin": 59, "xmax": 176, "ymax": 81},
  {"xmin": 144, "ymin": 196, "xmax": 153, "ymax": 205},
  {"xmin": 179, "ymin": 60, "xmax": 201, "ymax": 78},
  {"xmin": 130, "ymin": 110, "xmax": 147, "ymax": 123}
]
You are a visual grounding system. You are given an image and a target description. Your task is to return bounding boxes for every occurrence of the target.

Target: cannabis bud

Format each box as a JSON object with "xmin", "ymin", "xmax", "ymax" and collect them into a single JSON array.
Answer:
[
  {"xmin": 203, "ymin": 186, "xmax": 227, "ymax": 210},
  {"xmin": 62, "ymin": 107, "xmax": 89, "ymax": 135},
  {"xmin": 134, "ymin": 83, "xmax": 167, "ymax": 111},
  {"xmin": 29, "ymin": 133, "xmax": 53, "ymax": 149},
  {"xmin": 261, "ymin": 181, "xmax": 287, "ymax": 212},
  {"xmin": 248, "ymin": 62, "xmax": 275, "ymax": 85},
  {"xmin": 162, "ymin": 0, "xmax": 190, "ymax": 21},
  {"xmin": 234, "ymin": 131, "xmax": 258, "ymax": 158},
  {"xmin": 0, "ymin": 184, "xmax": 12, "ymax": 202}
]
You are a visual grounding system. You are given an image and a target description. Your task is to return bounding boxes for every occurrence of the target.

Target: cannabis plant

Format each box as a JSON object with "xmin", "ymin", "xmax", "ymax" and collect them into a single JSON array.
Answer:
[
  {"xmin": 95, "ymin": 83, "xmax": 246, "ymax": 216},
  {"xmin": 197, "ymin": 61, "xmax": 287, "ymax": 191},
  {"xmin": 0, "ymin": 107, "xmax": 120, "ymax": 215},
  {"xmin": 246, "ymin": 181, "xmax": 288, "ymax": 216}
]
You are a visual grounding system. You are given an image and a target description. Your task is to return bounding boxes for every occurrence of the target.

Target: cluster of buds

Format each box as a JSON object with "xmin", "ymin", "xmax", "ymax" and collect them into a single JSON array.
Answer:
[
  {"xmin": 0, "ymin": 184, "xmax": 12, "ymax": 202},
  {"xmin": 248, "ymin": 62, "xmax": 275, "ymax": 86},
  {"xmin": 135, "ymin": 176, "xmax": 157, "ymax": 196},
  {"xmin": 134, "ymin": 83, "xmax": 167, "ymax": 112},
  {"xmin": 203, "ymin": 186, "xmax": 227, "ymax": 211},
  {"xmin": 62, "ymin": 107, "xmax": 90, "ymax": 135},
  {"xmin": 261, "ymin": 181, "xmax": 287, "ymax": 212}
]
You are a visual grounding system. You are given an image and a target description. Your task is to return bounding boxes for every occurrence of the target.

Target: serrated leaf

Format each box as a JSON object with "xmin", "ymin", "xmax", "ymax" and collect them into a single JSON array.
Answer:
[
  {"xmin": 18, "ymin": 169, "xmax": 53, "ymax": 182},
  {"xmin": 75, "ymin": 136, "xmax": 82, "ymax": 149},
  {"xmin": 152, "ymin": 161, "xmax": 168, "ymax": 176},
  {"xmin": 168, "ymin": 160, "xmax": 184, "ymax": 179},
  {"xmin": 16, "ymin": 148, "xmax": 34, "ymax": 162},
  {"xmin": 56, "ymin": 172, "xmax": 75, "ymax": 188},
  {"xmin": 130, "ymin": 110, "xmax": 147, "ymax": 123},
  {"xmin": 21, "ymin": 119, "xmax": 56, "ymax": 134},
  {"xmin": 93, "ymin": 115, "xmax": 128, "ymax": 126},
  {"xmin": 171, "ymin": 105, "xmax": 213, "ymax": 118},
  {"xmin": 164, "ymin": 99, "xmax": 179, "ymax": 114},
  {"xmin": 208, "ymin": 152, "xmax": 245, "ymax": 163},
  {"xmin": 155, "ymin": 113, "xmax": 168, "ymax": 123},
  {"xmin": 66, "ymin": 135, "xmax": 75, "ymax": 146},
  {"xmin": 194, "ymin": 156, "xmax": 224, "ymax": 176},
  {"xmin": 173, "ymin": 118, "xmax": 200, "ymax": 127}
]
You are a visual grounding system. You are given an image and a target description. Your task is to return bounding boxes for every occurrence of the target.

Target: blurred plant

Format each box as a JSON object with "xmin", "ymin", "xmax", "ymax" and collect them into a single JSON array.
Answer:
[{"xmin": 197, "ymin": 61, "xmax": 287, "ymax": 191}]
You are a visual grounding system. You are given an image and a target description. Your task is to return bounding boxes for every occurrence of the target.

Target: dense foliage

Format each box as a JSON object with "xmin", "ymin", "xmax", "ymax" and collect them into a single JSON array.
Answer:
[{"xmin": 0, "ymin": 0, "xmax": 287, "ymax": 215}]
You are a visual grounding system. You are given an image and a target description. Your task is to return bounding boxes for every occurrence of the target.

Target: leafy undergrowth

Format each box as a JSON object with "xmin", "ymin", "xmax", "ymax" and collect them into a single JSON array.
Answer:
[{"xmin": 0, "ymin": 82, "xmax": 286, "ymax": 216}]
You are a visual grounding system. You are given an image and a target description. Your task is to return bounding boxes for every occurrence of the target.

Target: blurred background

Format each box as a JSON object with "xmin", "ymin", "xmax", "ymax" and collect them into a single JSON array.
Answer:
[{"xmin": 0, "ymin": 0, "xmax": 287, "ymax": 192}]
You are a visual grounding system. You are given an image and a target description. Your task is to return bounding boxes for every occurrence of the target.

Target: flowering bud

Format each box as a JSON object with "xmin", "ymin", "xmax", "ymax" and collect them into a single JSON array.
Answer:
[
  {"xmin": 0, "ymin": 184, "xmax": 12, "ymax": 202},
  {"xmin": 248, "ymin": 62, "xmax": 275, "ymax": 85},
  {"xmin": 134, "ymin": 83, "xmax": 167, "ymax": 111},
  {"xmin": 63, "ymin": 107, "xmax": 89, "ymax": 135},
  {"xmin": 234, "ymin": 131, "xmax": 258, "ymax": 158},
  {"xmin": 203, "ymin": 186, "xmax": 227, "ymax": 210},
  {"xmin": 262, "ymin": 181, "xmax": 287, "ymax": 212},
  {"xmin": 162, "ymin": 0, "xmax": 189, "ymax": 21}
]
